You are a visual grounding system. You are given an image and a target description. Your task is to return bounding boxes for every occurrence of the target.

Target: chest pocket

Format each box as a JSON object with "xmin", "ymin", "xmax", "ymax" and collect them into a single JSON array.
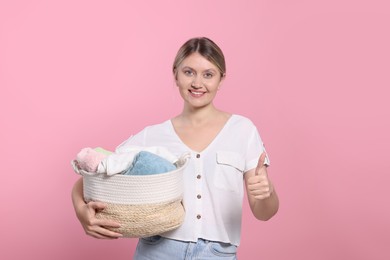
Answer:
[{"xmin": 214, "ymin": 151, "xmax": 245, "ymax": 193}]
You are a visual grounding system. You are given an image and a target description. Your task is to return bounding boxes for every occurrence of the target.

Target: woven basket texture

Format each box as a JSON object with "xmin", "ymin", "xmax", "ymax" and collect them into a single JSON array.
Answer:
[
  {"xmin": 95, "ymin": 199, "xmax": 185, "ymax": 237},
  {"xmin": 82, "ymin": 153, "xmax": 189, "ymax": 238}
]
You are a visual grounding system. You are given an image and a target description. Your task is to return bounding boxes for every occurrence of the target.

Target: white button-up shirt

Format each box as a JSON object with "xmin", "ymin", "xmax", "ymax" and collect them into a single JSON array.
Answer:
[{"xmin": 116, "ymin": 114, "xmax": 269, "ymax": 246}]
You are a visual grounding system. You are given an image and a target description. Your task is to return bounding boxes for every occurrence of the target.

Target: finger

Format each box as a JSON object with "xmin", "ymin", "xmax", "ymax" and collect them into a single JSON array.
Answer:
[
  {"xmin": 249, "ymin": 184, "xmax": 271, "ymax": 193},
  {"xmin": 248, "ymin": 185, "xmax": 271, "ymax": 195},
  {"xmin": 248, "ymin": 174, "xmax": 268, "ymax": 183},
  {"xmin": 87, "ymin": 229, "xmax": 121, "ymax": 239},
  {"xmin": 88, "ymin": 201, "xmax": 107, "ymax": 211},
  {"xmin": 250, "ymin": 187, "xmax": 271, "ymax": 198},
  {"xmin": 255, "ymin": 152, "xmax": 267, "ymax": 176},
  {"xmin": 247, "ymin": 181, "xmax": 263, "ymax": 189},
  {"xmin": 93, "ymin": 218, "xmax": 121, "ymax": 228},
  {"xmin": 94, "ymin": 226, "xmax": 123, "ymax": 238},
  {"xmin": 254, "ymin": 193, "xmax": 272, "ymax": 200},
  {"xmin": 88, "ymin": 231, "xmax": 116, "ymax": 239},
  {"xmin": 86, "ymin": 224, "xmax": 123, "ymax": 238}
]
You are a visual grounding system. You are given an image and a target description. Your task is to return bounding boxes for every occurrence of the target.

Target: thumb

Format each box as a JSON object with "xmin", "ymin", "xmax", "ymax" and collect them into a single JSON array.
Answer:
[{"xmin": 255, "ymin": 152, "xmax": 267, "ymax": 176}]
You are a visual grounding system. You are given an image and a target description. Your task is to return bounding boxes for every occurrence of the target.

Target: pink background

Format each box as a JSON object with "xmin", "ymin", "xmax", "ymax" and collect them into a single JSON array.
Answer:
[{"xmin": 1, "ymin": 0, "xmax": 389, "ymax": 259}]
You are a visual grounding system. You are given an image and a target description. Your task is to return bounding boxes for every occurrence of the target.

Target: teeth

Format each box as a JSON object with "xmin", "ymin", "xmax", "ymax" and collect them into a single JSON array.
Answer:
[{"xmin": 190, "ymin": 91, "xmax": 203, "ymax": 94}]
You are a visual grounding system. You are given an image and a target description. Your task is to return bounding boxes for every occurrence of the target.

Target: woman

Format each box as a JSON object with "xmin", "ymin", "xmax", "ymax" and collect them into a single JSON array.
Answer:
[{"xmin": 72, "ymin": 37, "xmax": 279, "ymax": 259}]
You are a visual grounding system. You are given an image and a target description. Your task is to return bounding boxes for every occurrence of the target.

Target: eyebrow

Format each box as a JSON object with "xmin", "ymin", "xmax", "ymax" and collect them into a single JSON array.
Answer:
[{"xmin": 182, "ymin": 66, "xmax": 217, "ymax": 73}]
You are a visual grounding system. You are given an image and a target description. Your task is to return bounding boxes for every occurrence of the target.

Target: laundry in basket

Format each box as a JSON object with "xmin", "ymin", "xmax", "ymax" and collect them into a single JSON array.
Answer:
[{"xmin": 72, "ymin": 146, "xmax": 190, "ymax": 237}]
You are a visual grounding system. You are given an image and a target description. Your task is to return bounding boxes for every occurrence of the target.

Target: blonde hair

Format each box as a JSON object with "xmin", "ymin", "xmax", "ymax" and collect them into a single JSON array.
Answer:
[{"xmin": 173, "ymin": 37, "xmax": 226, "ymax": 79}]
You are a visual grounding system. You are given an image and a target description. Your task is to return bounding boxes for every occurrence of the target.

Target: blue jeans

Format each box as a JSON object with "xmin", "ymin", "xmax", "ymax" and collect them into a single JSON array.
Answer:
[{"xmin": 134, "ymin": 236, "xmax": 238, "ymax": 260}]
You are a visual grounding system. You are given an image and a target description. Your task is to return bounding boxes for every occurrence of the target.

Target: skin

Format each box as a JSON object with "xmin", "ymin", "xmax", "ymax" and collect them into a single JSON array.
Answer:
[
  {"xmin": 71, "ymin": 52, "xmax": 279, "ymax": 239},
  {"xmin": 245, "ymin": 152, "xmax": 279, "ymax": 221},
  {"xmin": 72, "ymin": 178, "xmax": 123, "ymax": 239}
]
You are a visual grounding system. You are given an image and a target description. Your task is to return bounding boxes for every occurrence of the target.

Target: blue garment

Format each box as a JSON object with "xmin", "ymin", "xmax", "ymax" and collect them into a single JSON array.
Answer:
[
  {"xmin": 134, "ymin": 236, "xmax": 237, "ymax": 260},
  {"xmin": 124, "ymin": 151, "xmax": 176, "ymax": 175}
]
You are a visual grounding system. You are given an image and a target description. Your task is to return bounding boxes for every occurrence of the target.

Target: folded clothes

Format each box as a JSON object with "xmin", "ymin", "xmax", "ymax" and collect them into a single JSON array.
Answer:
[
  {"xmin": 124, "ymin": 151, "xmax": 177, "ymax": 175},
  {"xmin": 73, "ymin": 145, "xmax": 178, "ymax": 176},
  {"xmin": 94, "ymin": 147, "xmax": 113, "ymax": 156},
  {"xmin": 76, "ymin": 147, "xmax": 112, "ymax": 173},
  {"xmin": 98, "ymin": 145, "xmax": 178, "ymax": 176}
]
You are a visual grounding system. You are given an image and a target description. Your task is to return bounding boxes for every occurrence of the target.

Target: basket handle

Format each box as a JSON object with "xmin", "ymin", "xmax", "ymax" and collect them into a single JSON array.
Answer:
[{"xmin": 174, "ymin": 152, "xmax": 191, "ymax": 167}]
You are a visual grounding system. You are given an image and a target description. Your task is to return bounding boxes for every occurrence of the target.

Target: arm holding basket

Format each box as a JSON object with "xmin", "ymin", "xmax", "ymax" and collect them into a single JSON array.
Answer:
[{"xmin": 71, "ymin": 178, "xmax": 123, "ymax": 239}]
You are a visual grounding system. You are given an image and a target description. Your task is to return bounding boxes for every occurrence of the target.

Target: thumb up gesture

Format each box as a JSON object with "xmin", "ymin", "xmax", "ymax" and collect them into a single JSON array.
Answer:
[{"xmin": 247, "ymin": 152, "xmax": 273, "ymax": 200}]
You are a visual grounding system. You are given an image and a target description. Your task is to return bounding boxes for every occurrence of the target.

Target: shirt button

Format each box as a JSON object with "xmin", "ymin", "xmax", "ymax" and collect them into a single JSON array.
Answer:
[
  {"xmin": 196, "ymin": 154, "xmax": 200, "ymax": 158},
  {"xmin": 196, "ymin": 214, "xmax": 201, "ymax": 219},
  {"xmin": 197, "ymin": 175, "xmax": 201, "ymax": 179},
  {"xmin": 197, "ymin": 194, "xmax": 201, "ymax": 199}
]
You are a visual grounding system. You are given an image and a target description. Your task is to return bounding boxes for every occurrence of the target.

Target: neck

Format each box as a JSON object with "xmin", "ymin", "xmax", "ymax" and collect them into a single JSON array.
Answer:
[{"xmin": 179, "ymin": 104, "xmax": 220, "ymax": 126}]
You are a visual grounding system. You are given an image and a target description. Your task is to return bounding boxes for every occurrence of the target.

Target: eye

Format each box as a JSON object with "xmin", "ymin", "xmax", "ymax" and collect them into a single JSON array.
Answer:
[
  {"xmin": 183, "ymin": 69, "xmax": 194, "ymax": 76},
  {"xmin": 203, "ymin": 72, "xmax": 214, "ymax": 79}
]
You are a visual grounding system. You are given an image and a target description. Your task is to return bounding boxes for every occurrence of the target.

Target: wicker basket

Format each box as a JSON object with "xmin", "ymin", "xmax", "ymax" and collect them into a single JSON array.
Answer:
[{"xmin": 74, "ymin": 152, "xmax": 190, "ymax": 238}]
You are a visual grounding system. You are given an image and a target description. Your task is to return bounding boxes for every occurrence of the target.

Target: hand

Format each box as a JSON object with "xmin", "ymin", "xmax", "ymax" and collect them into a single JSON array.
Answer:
[
  {"xmin": 247, "ymin": 152, "xmax": 273, "ymax": 200},
  {"xmin": 76, "ymin": 201, "xmax": 123, "ymax": 239}
]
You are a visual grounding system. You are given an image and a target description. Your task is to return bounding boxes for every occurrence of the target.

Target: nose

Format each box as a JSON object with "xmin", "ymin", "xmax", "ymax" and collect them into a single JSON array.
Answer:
[{"xmin": 191, "ymin": 76, "xmax": 203, "ymax": 89}]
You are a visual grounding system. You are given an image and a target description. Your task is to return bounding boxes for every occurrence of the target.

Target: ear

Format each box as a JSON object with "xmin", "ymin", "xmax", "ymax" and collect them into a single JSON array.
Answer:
[
  {"xmin": 173, "ymin": 69, "xmax": 179, "ymax": 83},
  {"xmin": 218, "ymin": 73, "xmax": 226, "ymax": 89}
]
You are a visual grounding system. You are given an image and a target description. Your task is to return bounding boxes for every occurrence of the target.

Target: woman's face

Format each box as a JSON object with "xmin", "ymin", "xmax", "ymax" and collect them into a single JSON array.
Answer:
[{"xmin": 175, "ymin": 52, "xmax": 224, "ymax": 109}]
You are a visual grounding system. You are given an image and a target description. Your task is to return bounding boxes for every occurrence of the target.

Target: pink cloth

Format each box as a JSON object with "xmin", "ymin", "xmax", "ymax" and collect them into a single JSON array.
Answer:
[{"xmin": 76, "ymin": 148, "xmax": 107, "ymax": 172}]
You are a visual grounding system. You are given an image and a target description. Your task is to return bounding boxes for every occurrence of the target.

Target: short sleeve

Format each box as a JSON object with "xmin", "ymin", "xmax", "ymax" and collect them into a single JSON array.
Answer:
[{"xmin": 245, "ymin": 126, "xmax": 270, "ymax": 172}]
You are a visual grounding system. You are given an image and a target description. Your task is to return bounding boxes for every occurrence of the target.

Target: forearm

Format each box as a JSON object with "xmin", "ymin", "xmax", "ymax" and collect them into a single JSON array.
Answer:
[{"xmin": 72, "ymin": 178, "xmax": 86, "ymax": 213}]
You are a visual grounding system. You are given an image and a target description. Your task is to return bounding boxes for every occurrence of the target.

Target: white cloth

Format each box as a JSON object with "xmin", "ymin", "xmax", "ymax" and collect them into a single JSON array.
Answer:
[
  {"xmin": 116, "ymin": 114, "xmax": 269, "ymax": 246},
  {"xmin": 97, "ymin": 146, "xmax": 178, "ymax": 176}
]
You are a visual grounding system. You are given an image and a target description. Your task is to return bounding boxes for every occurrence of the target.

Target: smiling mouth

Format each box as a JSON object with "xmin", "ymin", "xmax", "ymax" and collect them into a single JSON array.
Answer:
[{"xmin": 188, "ymin": 89, "xmax": 206, "ymax": 97}]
